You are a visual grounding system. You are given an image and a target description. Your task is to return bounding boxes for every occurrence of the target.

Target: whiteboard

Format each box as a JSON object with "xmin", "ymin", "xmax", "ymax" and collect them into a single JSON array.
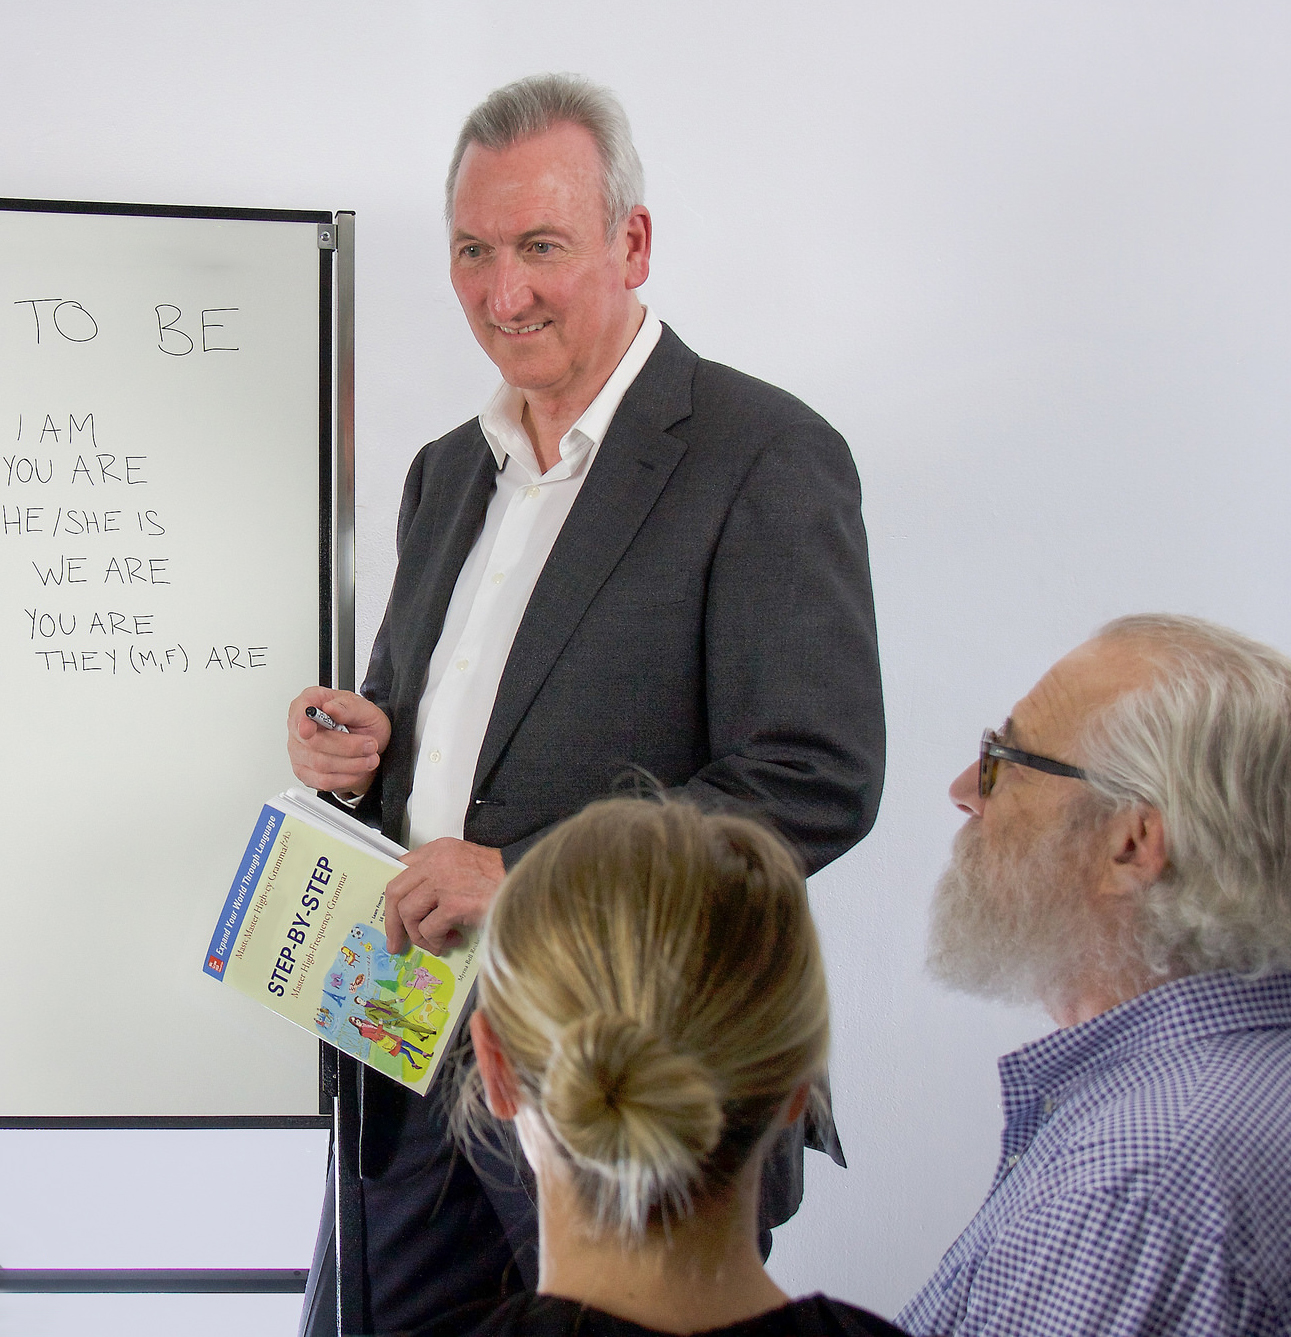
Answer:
[{"xmin": 0, "ymin": 202, "xmax": 333, "ymax": 1117}]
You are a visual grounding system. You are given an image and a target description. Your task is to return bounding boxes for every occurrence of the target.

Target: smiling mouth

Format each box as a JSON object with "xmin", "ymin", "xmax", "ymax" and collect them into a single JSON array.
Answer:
[{"xmin": 495, "ymin": 321, "xmax": 549, "ymax": 336}]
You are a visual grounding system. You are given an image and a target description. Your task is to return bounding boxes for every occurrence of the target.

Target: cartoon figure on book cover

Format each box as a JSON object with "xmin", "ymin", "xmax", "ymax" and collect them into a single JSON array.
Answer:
[
  {"xmin": 314, "ymin": 921, "xmax": 455, "ymax": 1081},
  {"xmin": 346, "ymin": 1017, "xmax": 433, "ymax": 1071},
  {"xmin": 354, "ymin": 994, "xmax": 441, "ymax": 1042}
]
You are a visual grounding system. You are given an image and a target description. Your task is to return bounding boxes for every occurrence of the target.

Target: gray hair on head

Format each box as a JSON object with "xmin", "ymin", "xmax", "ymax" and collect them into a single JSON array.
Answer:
[
  {"xmin": 445, "ymin": 73, "xmax": 645, "ymax": 240},
  {"xmin": 1080, "ymin": 613, "xmax": 1291, "ymax": 978}
]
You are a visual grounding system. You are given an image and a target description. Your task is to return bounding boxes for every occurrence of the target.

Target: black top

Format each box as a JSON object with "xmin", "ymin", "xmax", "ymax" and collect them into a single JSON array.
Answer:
[{"xmin": 412, "ymin": 1292, "xmax": 908, "ymax": 1337}]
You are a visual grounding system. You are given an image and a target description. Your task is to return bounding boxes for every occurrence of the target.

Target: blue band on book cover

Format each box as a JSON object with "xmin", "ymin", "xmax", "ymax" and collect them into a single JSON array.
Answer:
[{"xmin": 204, "ymin": 804, "xmax": 283, "ymax": 979}]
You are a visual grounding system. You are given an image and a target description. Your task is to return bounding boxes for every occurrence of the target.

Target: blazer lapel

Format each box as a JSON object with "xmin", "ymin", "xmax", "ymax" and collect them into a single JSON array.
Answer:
[
  {"xmin": 392, "ymin": 437, "xmax": 497, "ymax": 710},
  {"xmin": 472, "ymin": 327, "xmax": 696, "ymax": 789}
]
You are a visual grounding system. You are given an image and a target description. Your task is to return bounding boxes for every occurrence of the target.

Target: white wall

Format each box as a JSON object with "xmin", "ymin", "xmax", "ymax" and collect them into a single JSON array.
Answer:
[{"xmin": 5, "ymin": 0, "xmax": 1291, "ymax": 1328}]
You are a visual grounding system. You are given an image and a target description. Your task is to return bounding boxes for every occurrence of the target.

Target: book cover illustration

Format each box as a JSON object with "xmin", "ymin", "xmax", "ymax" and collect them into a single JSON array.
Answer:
[
  {"xmin": 314, "ymin": 922, "xmax": 457, "ymax": 1086},
  {"xmin": 204, "ymin": 791, "xmax": 478, "ymax": 1095}
]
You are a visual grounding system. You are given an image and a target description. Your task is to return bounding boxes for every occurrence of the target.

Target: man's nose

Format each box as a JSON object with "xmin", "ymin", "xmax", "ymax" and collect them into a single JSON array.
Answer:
[
  {"xmin": 487, "ymin": 252, "xmax": 532, "ymax": 322},
  {"xmin": 949, "ymin": 760, "xmax": 983, "ymax": 817}
]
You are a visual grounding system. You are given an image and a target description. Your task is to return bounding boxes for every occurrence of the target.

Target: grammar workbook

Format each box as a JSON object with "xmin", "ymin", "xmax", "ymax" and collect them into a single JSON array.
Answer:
[{"xmin": 204, "ymin": 789, "xmax": 478, "ymax": 1095}]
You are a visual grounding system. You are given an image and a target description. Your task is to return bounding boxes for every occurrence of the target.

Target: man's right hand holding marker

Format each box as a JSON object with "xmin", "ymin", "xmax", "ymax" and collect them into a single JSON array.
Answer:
[{"xmin": 286, "ymin": 687, "xmax": 391, "ymax": 799}]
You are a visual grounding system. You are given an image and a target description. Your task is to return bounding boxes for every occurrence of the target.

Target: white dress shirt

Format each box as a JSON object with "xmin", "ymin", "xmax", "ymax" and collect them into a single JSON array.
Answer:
[{"xmin": 402, "ymin": 306, "xmax": 663, "ymax": 848}]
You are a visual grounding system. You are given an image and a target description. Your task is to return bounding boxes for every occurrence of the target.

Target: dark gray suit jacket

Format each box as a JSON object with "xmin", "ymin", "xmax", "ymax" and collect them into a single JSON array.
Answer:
[
  {"xmin": 355, "ymin": 323, "xmax": 884, "ymax": 1285},
  {"xmin": 362, "ymin": 324, "xmax": 884, "ymax": 872}
]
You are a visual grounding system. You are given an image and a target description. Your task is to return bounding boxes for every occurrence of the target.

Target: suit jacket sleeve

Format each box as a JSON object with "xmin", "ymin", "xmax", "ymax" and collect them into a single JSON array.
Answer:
[
  {"xmin": 360, "ymin": 445, "xmax": 431, "ymax": 722},
  {"xmin": 351, "ymin": 444, "xmax": 436, "ymax": 829},
  {"xmin": 669, "ymin": 412, "xmax": 884, "ymax": 874}
]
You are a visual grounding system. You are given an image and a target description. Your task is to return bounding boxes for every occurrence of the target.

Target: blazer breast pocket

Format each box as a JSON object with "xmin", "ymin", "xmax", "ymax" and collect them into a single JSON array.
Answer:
[{"xmin": 597, "ymin": 572, "xmax": 703, "ymax": 613}]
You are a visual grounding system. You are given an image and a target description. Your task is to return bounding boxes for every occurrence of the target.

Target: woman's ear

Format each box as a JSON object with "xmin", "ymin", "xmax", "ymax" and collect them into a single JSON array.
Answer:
[
  {"xmin": 779, "ymin": 1080, "xmax": 811, "ymax": 1129},
  {"xmin": 471, "ymin": 1010, "xmax": 521, "ymax": 1121}
]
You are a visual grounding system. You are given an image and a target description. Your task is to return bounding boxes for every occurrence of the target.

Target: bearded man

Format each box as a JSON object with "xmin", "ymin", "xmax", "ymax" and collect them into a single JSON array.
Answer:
[{"xmin": 899, "ymin": 614, "xmax": 1291, "ymax": 1337}]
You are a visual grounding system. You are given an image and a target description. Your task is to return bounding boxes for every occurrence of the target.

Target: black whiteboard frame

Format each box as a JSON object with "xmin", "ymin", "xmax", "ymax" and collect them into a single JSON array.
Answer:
[
  {"xmin": 0, "ymin": 196, "xmax": 337, "ymax": 1130},
  {"xmin": 0, "ymin": 198, "xmax": 343, "ymax": 1297}
]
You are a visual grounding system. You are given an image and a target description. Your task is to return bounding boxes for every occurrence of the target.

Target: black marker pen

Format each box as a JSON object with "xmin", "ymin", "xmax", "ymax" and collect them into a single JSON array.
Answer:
[{"xmin": 305, "ymin": 705, "xmax": 350, "ymax": 734}]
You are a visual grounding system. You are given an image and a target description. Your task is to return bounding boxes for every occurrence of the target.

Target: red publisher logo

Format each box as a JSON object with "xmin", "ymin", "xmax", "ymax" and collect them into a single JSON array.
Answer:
[{"xmin": 207, "ymin": 955, "xmax": 224, "ymax": 973}]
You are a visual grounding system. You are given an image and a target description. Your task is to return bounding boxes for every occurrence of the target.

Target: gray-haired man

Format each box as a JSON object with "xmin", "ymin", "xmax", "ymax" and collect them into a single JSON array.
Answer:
[
  {"xmin": 290, "ymin": 73, "xmax": 884, "ymax": 1333},
  {"xmin": 901, "ymin": 614, "xmax": 1291, "ymax": 1337}
]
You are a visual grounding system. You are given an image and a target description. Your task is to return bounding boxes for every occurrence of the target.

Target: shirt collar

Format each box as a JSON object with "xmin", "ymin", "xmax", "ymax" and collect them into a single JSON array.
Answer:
[
  {"xmin": 999, "ymin": 969, "xmax": 1291, "ymax": 1104},
  {"xmin": 478, "ymin": 306, "xmax": 663, "ymax": 479}
]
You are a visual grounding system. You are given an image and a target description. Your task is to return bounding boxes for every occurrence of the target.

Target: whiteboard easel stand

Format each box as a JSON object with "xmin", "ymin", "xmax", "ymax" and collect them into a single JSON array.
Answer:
[
  {"xmin": 0, "ymin": 197, "xmax": 344, "ymax": 1301},
  {"xmin": 326, "ymin": 208, "xmax": 368, "ymax": 1337}
]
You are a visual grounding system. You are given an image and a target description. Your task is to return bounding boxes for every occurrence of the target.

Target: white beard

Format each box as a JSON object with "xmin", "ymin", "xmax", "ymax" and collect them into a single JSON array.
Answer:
[{"xmin": 926, "ymin": 804, "xmax": 1111, "ymax": 1011}]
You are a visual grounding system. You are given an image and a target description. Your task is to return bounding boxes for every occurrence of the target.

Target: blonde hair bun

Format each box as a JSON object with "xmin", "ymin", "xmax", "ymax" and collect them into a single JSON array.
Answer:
[
  {"xmin": 542, "ymin": 1014, "xmax": 723, "ymax": 1185},
  {"xmin": 463, "ymin": 798, "xmax": 830, "ymax": 1237}
]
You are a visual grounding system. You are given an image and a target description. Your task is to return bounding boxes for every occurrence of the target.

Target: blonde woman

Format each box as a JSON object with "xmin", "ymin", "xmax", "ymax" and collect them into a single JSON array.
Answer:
[{"xmin": 418, "ymin": 799, "xmax": 904, "ymax": 1337}]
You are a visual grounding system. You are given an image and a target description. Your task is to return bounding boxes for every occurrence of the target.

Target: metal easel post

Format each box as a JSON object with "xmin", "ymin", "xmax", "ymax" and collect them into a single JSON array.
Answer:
[
  {"xmin": 331, "ymin": 210, "xmax": 364, "ymax": 1337},
  {"xmin": 333, "ymin": 210, "xmax": 356, "ymax": 696}
]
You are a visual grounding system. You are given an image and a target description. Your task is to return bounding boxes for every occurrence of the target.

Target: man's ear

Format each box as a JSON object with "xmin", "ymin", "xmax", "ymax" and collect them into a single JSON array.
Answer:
[
  {"xmin": 622, "ymin": 206, "xmax": 651, "ymax": 289},
  {"xmin": 1098, "ymin": 804, "xmax": 1168, "ymax": 898},
  {"xmin": 471, "ymin": 1010, "xmax": 521, "ymax": 1121}
]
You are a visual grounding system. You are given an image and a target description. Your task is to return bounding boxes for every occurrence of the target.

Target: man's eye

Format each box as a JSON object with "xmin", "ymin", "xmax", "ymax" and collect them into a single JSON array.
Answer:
[
  {"xmin": 458, "ymin": 244, "xmax": 482, "ymax": 259},
  {"xmin": 531, "ymin": 241, "xmax": 553, "ymax": 254}
]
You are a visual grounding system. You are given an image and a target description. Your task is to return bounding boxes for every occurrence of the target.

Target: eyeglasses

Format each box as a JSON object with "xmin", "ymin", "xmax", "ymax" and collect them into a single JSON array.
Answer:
[{"xmin": 978, "ymin": 728, "xmax": 1090, "ymax": 800}]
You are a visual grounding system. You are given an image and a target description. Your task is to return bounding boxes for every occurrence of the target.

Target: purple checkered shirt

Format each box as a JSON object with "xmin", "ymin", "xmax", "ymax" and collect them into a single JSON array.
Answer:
[{"xmin": 898, "ymin": 971, "xmax": 1291, "ymax": 1336}]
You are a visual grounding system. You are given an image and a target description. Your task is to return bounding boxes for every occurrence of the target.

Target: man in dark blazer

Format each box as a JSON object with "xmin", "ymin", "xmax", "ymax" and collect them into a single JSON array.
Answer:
[
  {"xmin": 364, "ymin": 319, "xmax": 882, "ymax": 874},
  {"xmin": 289, "ymin": 74, "xmax": 884, "ymax": 1335}
]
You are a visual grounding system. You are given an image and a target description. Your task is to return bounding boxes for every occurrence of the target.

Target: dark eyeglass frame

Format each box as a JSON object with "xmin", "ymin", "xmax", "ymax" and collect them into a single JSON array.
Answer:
[{"xmin": 979, "ymin": 728, "xmax": 1090, "ymax": 799}]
